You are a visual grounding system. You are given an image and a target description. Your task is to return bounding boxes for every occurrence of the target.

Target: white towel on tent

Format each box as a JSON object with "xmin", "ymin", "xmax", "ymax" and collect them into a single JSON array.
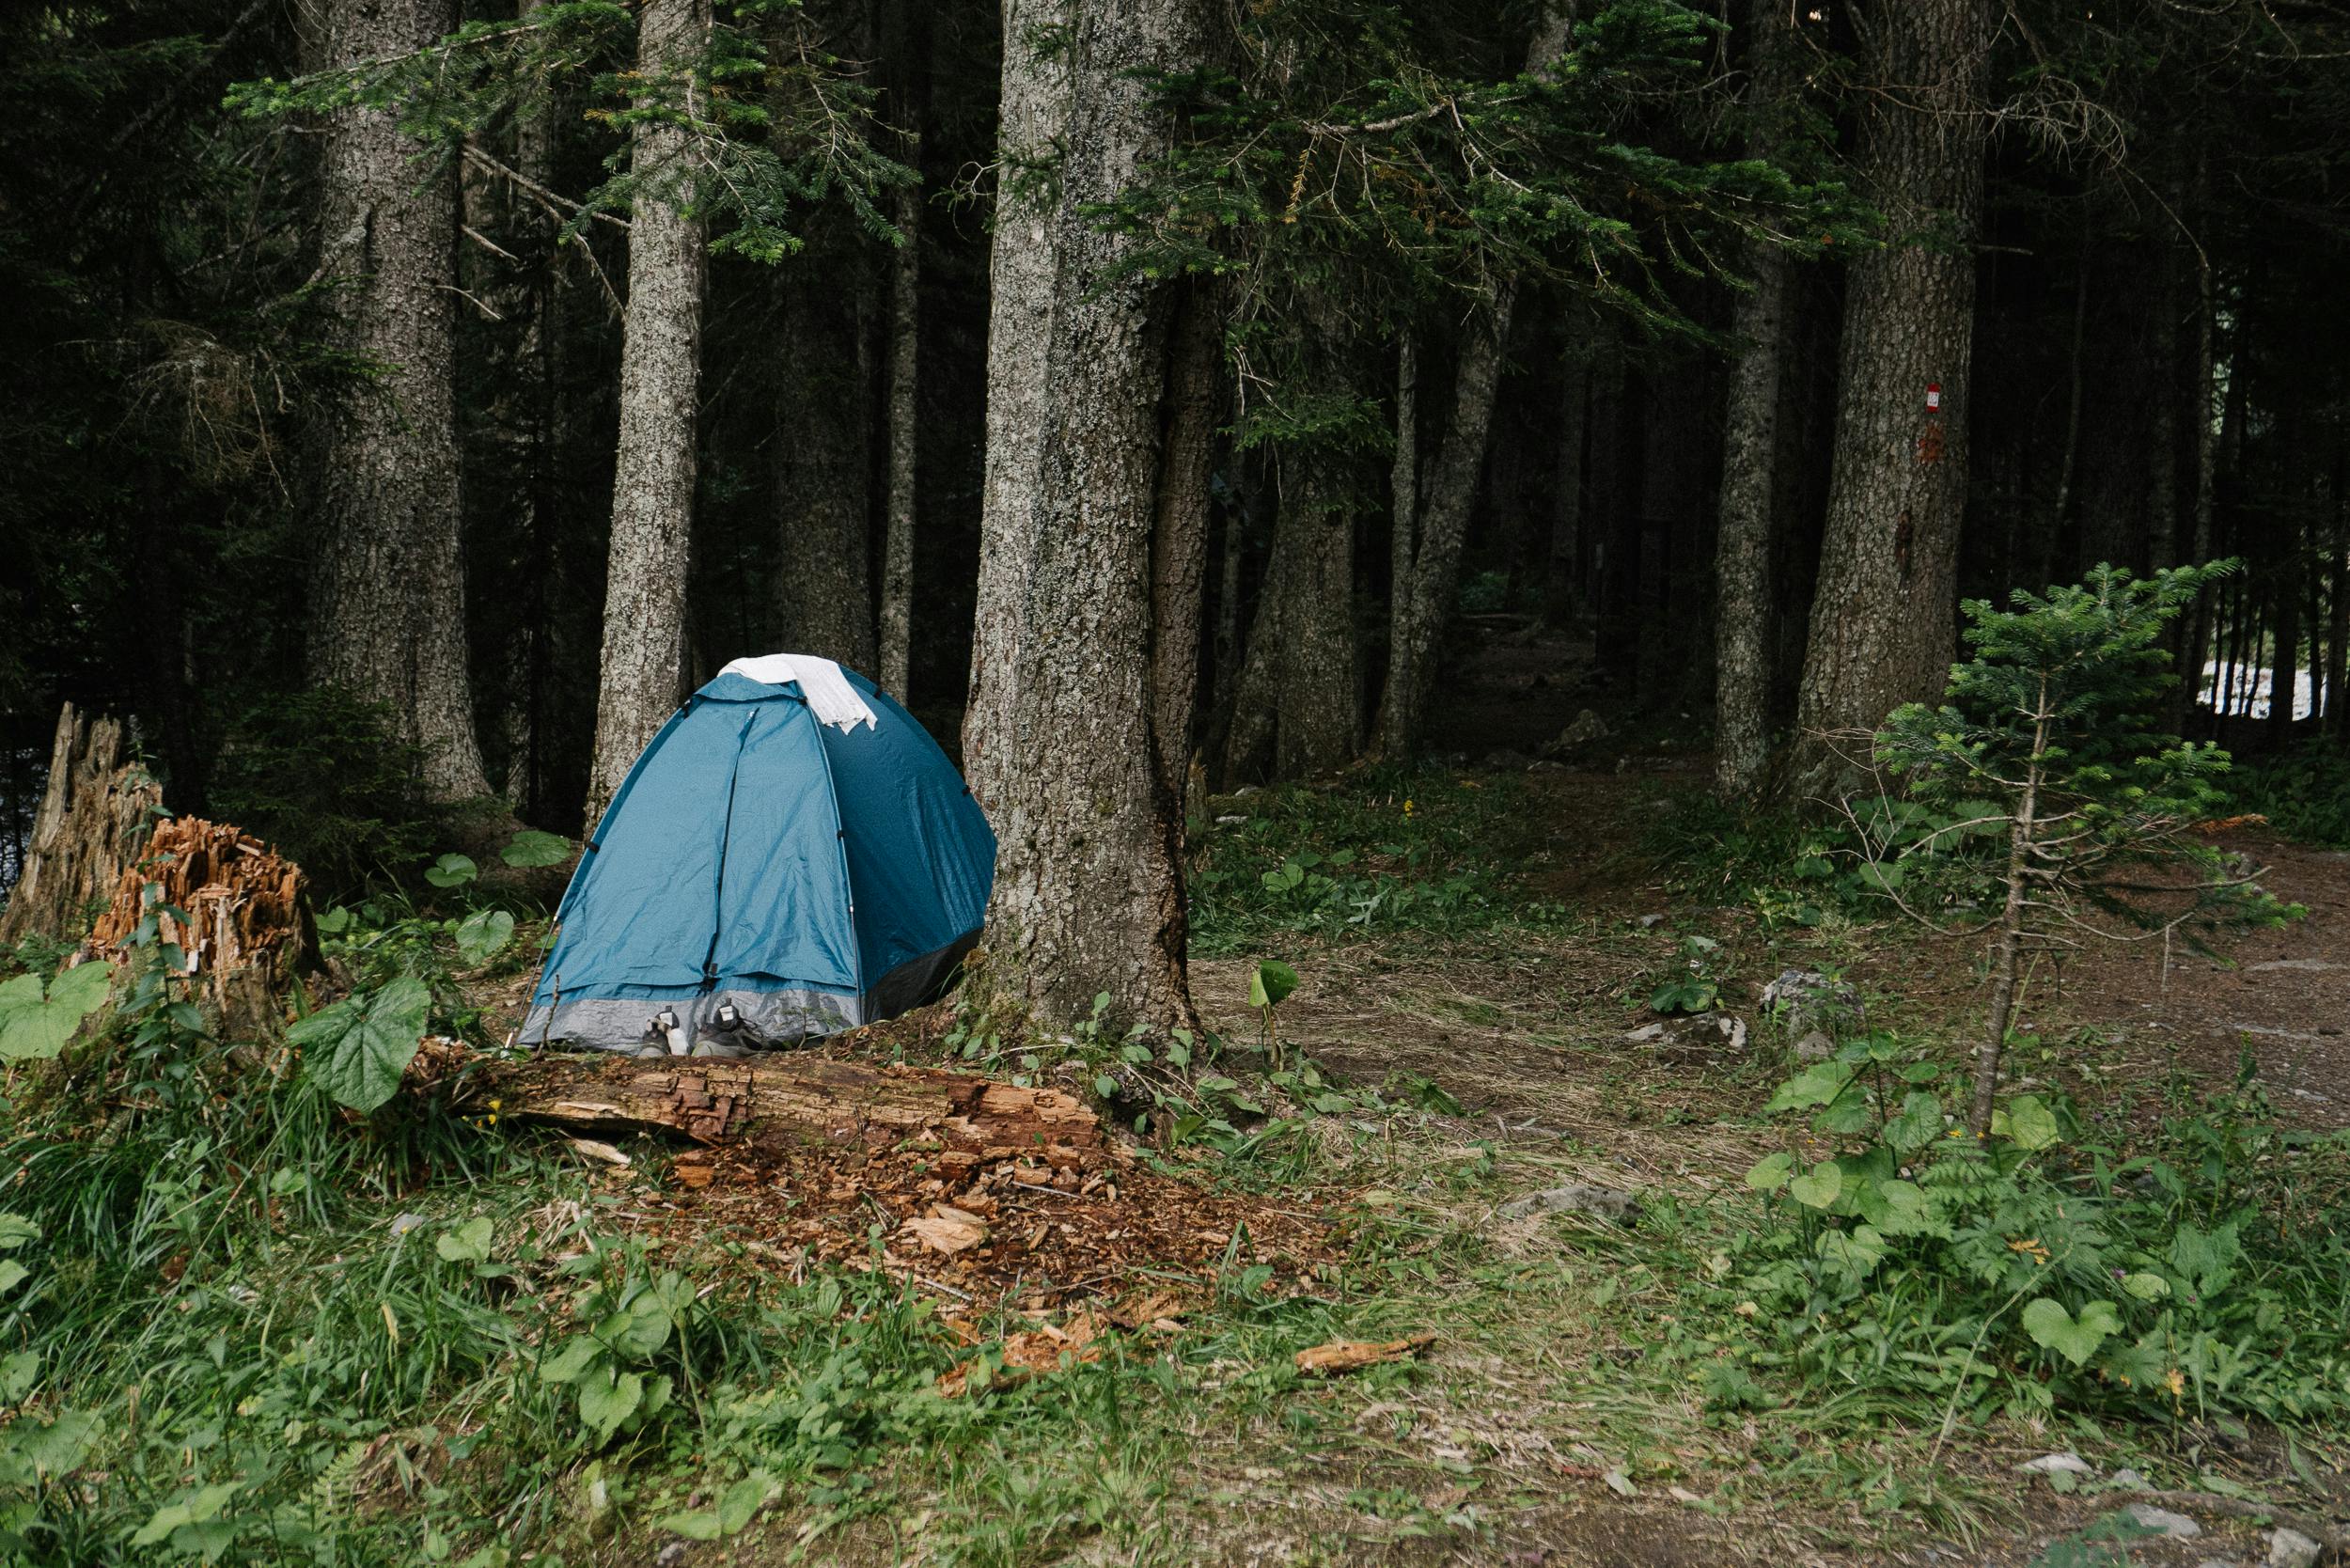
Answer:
[{"xmin": 718, "ymin": 653, "xmax": 879, "ymax": 732}]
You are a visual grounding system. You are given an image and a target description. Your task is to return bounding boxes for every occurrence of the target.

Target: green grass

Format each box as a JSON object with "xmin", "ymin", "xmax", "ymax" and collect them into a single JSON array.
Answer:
[
  {"xmin": 2226, "ymin": 741, "xmax": 2350, "ymax": 848},
  {"xmin": 1188, "ymin": 767, "xmax": 1577, "ymax": 955}
]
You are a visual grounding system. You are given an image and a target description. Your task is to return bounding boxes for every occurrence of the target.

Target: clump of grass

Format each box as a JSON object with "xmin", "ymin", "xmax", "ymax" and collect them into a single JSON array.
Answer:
[
  {"xmin": 1189, "ymin": 767, "xmax": 1572, "ymax": 953},
  {"xmin": 2225, "ymin": 741, "xmax": 2350, "ymax": 849}
]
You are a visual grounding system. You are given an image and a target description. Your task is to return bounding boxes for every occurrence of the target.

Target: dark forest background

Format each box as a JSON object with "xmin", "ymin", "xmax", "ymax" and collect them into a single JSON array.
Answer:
[{"xmin": 4, "ymin": 0, "xmax": 2347, "ymax": 896}]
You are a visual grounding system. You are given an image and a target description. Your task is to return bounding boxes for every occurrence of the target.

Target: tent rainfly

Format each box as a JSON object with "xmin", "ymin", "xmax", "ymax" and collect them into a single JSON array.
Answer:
[{"xmin": 523, "ymin": 655, "xmax": 995, "ymax": 1054}]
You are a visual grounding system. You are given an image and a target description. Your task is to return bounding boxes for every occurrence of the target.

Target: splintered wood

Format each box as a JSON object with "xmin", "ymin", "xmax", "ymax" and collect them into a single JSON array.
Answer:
[
  {"xmin": 461, "ymin": 1049, "xmax": 1326, "ymax": 1302},
  {"xmin": 0, "ymin": 703, "xmax": 164, "ymax": 949},
  {"xmin": 493, "ymin": 1054, "xmax": 1107, "ymax": 1165},
  {"xmin": 87, "ymin": 816, "xmax": 312, "ymax": 1032}
]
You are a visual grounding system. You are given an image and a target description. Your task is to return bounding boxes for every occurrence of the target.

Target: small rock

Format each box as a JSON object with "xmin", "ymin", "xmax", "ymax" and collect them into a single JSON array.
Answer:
[
  {"xmin": 1761, "ymin": 969, "xmax": 1865, "ymax": 1040},
  {"xmin": 2108, "ymin": 1468, "xmax": 2149, "ymax": 1490},
  {"xmin": 2123, "ymin": 1504, "xmax": 2202, "ymax": 1539},
  {"xmin": 389, "ymin": 1213, "xmax": 430, "ymax": 1237},
  {"xmin": 2248, "ymin": 958, "xmax": 2343, "ymax": 973},
  {"xmin": 2195, "ymin": 1560, "xmax": 2248, "ymax": 1568},
  {"xmin": 654, "ymin": 1544, "xmax": 689, "ymax": 1568},
  {"xmin": 2019, "ymin": 1451, "xmax": 2095, "ymax": 1476},
  {"xmin": 1625, "ymin": 1013, "xmax": 1748, "ymax": 1064},
  {"xmin": 2266, "ymin": 1527, "xmax": 2321, "ymax": 1568},
  {"xmin": 1214, "ymin": 814, "xmax": 1247, "ymax": 826},
  {"xmin": 1499, "ymin": 1184, "xmax": 1641, "ymax": 1224},
  {"xmin": 1540, "ymin": 708, "xmax": 1611, "ymax": 757},
  {"xmin": 1793, "ymin": 1030, "xmax": 1836, "ymax": 1062},
  {"xmin": 1638, "ymin": 913, "xmax": 1668, "ymax": 929}
]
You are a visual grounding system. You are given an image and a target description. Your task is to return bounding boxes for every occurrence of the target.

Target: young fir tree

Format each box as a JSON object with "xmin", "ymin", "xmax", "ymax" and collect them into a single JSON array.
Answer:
[{"xmin": 1867, "ymin": 562, "xmax": 2293, "ymax": 1136}]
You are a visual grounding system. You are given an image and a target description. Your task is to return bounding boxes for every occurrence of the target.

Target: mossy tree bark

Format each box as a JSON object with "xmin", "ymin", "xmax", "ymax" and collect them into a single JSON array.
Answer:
[
  {"xmin": 304, "ymin": 0, "xmax": 491, "ymax": 802},
  {"xmin": 979, "ymin": 0, "xmax": 1214, "ymax": 1032},
  {"xmin": 1783, "ymin": 0, "xmax": 1993, "ymax": 792},
  {"xmin": 585, "ymin": 0, "xmax": 712, "ymax": 823},
  {"xmin": 1712, "ymin": 0, "xmax": 1804, "ymax": 799}
]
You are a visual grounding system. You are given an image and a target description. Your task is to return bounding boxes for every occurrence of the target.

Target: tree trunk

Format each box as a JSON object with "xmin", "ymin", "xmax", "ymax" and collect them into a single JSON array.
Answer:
[
  {"xmin": 304, "ymin": 0, "xmax": 491, "ymax": 802},
  {"xmin": 2269, "ymin": 569, "xmax": 2300, "ymax": 746},
  {"xmin": 1377, "ymin": 286, "xmax": 1516, "ymax": 760},
  {"xmin": 877, "ymin": 178, "xmax": 921, "ymax": 698},
  {"xmin": 2328, "ymin": 452, "xmax": 2348, "ymax": 739},
  {"xmin": 1783, "ymin": 0, "xmax": 1992, "ymax": 791},
  {"xmin": 980, "ymin": 0, "xmax": 1211, "ymax": 1031},
  {"xmin": 1150, "ymin": 285, "xmax": 1224, "ymax": 805},
  {"xmin": 1713, "ymin": 0, "xmax": 1802, "ymax": 798},
  {"xmin": 964, "ymin": 0, "xmax": 1072, "ymax": 801},
  {"xmin": 585, "ymin": 0, "xmax": 711, "ymax": 823},
  {"xmin": 1545, "ymin": 342, "xmax": 1590, "ymax": 624},
  {"xmin": 774, "ymin": 243, "xmax": 878, "ymax": 672}
]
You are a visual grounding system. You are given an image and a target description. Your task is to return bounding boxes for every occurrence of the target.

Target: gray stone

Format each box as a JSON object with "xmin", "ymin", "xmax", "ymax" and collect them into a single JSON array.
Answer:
[
  {"xmin": 654, "ymin": 1544, "xmax": 689, "ymax": 1568},
  {"xmin": 2107, "ymin": 1468, "xmax": 2148, "ymax": 1490},
  {"xmin": 1624, "ymin": 1013, "xmax": 1748, "ymax": 1064},
  {"xmin": 1793, "ymin": 1030, "xmax": 1836, "ymax": 1061},
  {"xmin": 1760, "ymin": 969, "xmax": 1864, "ymax": 1041},
  {"xmin": 1499, "ymin": 1184, "xmax": 1641, "ymax": 1224},
  {"xmin": 2248, "ymin": 958, "xmax": 2344, "ymax": 974},
  {"xmin": 2265, "ymin": 1527, "xmax": 2320, "ymax": 1568},
  {"xmin": 1540, "ymin": 709, "xmax": 1611, "ymax": 757},
  {"xmin": 2019, "ymin": 1451, "xmax": 2095, "ymax": 1476},
  {"xmin": 2123, "ymin": 1504, "xmax": 2202, "ymax": 1539},
  {"xmin": 389, "ymin": 1213, "xmax": 430, "ymax": 1237}
]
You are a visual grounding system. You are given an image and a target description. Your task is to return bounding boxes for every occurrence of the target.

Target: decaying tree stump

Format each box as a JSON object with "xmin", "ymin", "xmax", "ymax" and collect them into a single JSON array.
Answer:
[
  {"xmin": 0, "ymin": 704, "xmax": 164, "ymax": 949},
  {"xmin": 87, "ymin": 816, "xmax": 314, "ymax": 1041},
  {"xmin": 486, "ymin": 1053, "xmax": 1107, "ymax": 1169}
]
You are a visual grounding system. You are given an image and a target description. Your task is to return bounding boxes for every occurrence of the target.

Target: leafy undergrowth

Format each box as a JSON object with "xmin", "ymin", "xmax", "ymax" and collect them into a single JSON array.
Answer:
[{"xmin": 3, "ymin": 768, "xmax": 2348, "ymax": 1565}]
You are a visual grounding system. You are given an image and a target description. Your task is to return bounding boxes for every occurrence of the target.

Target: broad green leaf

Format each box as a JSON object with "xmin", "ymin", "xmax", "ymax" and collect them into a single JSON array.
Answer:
[
  {"xmin": 1863, "ymin": 1177, "xmax": 1949, "ymax": 1238},
  {"xmin": 1763, "ymin": 1060, "xmax": 1856, "ymax": 1115},
  {"xmin": 500, "ymin": 829, "xmax": 572, "ymax": 869},
  {"xmin": 1249, "ymin": 960, "xmax": 1300, "ymax": 1010},
  {"xmin": 454, "ymin": 909, "xmax": 516, "ymax": 966},
  {"xmin": 1815, "ymin": 1225, "xmax": 1886, "ymax": 1280},
  {"xmin": 288, "ymin": 976, "xmax": 431, "ymax": 1113},
  {"xmin": 657, "ymin": 1510, "xmax": 722, "ymax": 1542},
  {"xmin": 0, "ymin": 1215, "xmax": 39, "ymax": 1250},
  {"xmin": 424, "ymin": 853, "xmax": 478, "ymax": 888},
  {"xmin": 540, "ymin": 1335, "xmax": 601, "ymax": 1384},
  {"xmin": 2120, "ymin": 1271, "xmax": 2170, "ymax": 1302},
  {"xmin": 717, "ymin": 1475, "xmax": 767, "ymax": 1534},
  {"xmin": 0, "ymin": 1351, "xmax": 38, "ymax": 1402},
  {"xmin": 1786, "ymin": 1160, "xmax": 1842, "ymax": 1210},
  {"xmin": 131, "ymin": 1482, "xmax": 241, "ymax": 1546},
  {"xmin": 13, "ymin": 1408, "xmax": 97, "ymax": 1475},
  {"xmin": 0, "ymin": 1262, "xmax": 27, "ymax": 1295},
  {"xmin": 2001, "ymin": 1093, "xmax": 2061, "ymax": 1152},
  {"xmin": 1093, "ymin": 1074, "xmax": 1120, "ymax": 1100},
  {"xmin": 1744, "ymin": 1152, "xmax": 1794, "ymax": 1191},
  {"xmin": 2020, "ymin": 1297, "xmax": 2121, "ymax": 1367},
  {"xmin": 1882, "ymin": 1091, "xmax": 1945, "ymax": 1153},
  {"xmin": 578, "ymin": 1369, "xmax": 644, "ymax": 1440},
  {"xmin": 0, "ymin": 961, "xmax": 114, "ymax": 1063},
  {"xmin": 436, "ymin": 1217, "xmax": 494, "ymax": 1264}
]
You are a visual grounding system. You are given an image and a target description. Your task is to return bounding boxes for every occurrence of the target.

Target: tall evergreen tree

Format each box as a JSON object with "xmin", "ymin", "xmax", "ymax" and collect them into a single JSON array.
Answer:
[
  {"xmin": 978, "ymin": 0, "xmax": 1214, "ymax": 1030},
  {"xmin": 304, "ymin": 0, "xmax": 491, "ymax": 802},
  {"xmin": 1784, "ymin": 0, "xmax": 1994, "ymax": 791},
  {"xmin": 586, "ymin": 0, "xmax": 713, "ymax": 821}
]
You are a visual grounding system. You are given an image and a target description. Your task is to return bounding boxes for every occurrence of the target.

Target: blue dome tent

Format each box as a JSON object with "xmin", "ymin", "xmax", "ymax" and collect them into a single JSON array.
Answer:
[{"xmin": 522, "ymin": 655, "xmax": 995, "ymax": 1054}]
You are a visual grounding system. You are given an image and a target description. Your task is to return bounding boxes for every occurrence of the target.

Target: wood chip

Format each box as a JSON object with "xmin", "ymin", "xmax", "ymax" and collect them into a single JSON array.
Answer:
[
  {"xmin": 566, "ymin": 1137, "xmax": 633, "ymax": 1168},
  {"xmin": 901, "ymin": 1212, "xmax": 989, "ymax": 1255},
  {"xmin": 1292, "ymin": 1333, "xmax": 1436, "ymax": 1376}
]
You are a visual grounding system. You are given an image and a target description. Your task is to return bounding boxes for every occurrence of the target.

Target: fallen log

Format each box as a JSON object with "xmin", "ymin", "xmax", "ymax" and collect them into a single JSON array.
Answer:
[{"xmin": 480, "ymin": 1052, "xmax": 1109, "ymax": 1168}]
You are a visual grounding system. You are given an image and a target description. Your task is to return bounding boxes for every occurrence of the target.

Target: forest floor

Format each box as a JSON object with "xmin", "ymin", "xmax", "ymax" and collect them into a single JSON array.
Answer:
[
  {"xmin": 430, "ymin": 620, "xmax": 2349, "ymax": 1568},
  {"xmin": 11, "ymin": 620, "xmax": 2347, "ymax": 1568}
]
